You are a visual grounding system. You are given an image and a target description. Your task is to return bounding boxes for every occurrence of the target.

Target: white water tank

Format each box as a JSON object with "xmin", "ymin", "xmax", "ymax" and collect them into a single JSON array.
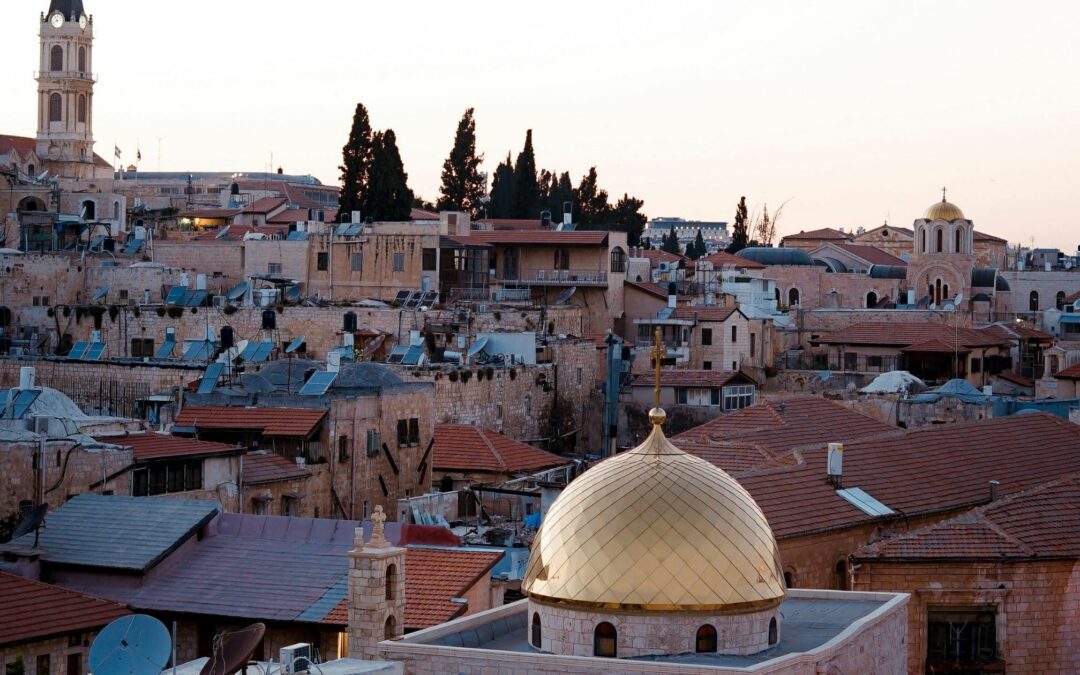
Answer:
[
  {"xmin": 827, "ymin": 442, "xmax": 843, "ymax": 479},
  {"xmin": 19, "ymin": 367, "xmax": 35, "ymax": 390}
]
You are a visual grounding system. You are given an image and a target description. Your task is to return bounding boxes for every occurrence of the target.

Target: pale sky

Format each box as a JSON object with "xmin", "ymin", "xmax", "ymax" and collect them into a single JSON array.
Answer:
[{"xmin": 2, "ymin": 1, "xmax": 1078, "ymax": 249}]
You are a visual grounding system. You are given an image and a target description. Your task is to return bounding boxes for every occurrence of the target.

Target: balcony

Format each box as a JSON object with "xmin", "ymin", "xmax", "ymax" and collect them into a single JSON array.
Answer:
[
  {"xmin": 35, "ymin": 70, "xmax": 98, "ymax": 82},
  {"xmin": 501, "ymin": 268, "xmax": 609, "ymax": 288}
]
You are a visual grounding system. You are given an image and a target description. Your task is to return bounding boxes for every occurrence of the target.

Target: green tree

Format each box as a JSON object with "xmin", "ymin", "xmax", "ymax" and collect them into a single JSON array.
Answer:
[
  {"xmin": 337, "ymin": 103, "xmax": 375, "ymax": 222},
  {"xmin": 488, "ymin": 152, "xmax": 515, "ymax": 218},
  {"xmin": 726, "ymin": 196, "xmax": 750, "ymax": 253},
  {"xmin": 550, "ymin": 171, "xmax": 574, "ymax": 223},
  {"xmin": 511, "ymin": 130, "xmax": 541, "ymax": 218},
  {"xmin": 641, "ymin": 237, "xmax": 653, "ymax": 250},
  {"xmin": 610, "ymin": 193, "xmax": 647, "ymax": 246},
  {"xmin": 574, "ymin": 167, "xmax": 611, "ymax": 227},
  {"xmin": 436, "ymin": 108, "xmax": 486, "ymax": 215},
  {"xmin": 662, "ymin": 229, "xmax": 682, "ymax": 255},
  {"xmin": 364, "ymin": 130, "xmax": 414, "ymax": 221},
  {"xmin": 687, "ymin": 229, "xmax": 707, "ymax": 259}
]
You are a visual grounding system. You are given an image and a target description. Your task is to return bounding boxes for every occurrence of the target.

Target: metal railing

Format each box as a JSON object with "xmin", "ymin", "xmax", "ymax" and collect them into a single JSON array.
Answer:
[{"xmin": 502, "ymin": 269, "xmax": 609, "ymax": 286}]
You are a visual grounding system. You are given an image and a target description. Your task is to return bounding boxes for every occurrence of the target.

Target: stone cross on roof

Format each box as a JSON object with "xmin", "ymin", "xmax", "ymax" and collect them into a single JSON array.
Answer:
[
  {"xmin": 648, "ymin": 327, "xmax": 664, "ymax": 410},
  {"xmin": 368, "ymin": 505, "xmax": 389, "ymax": 548}
]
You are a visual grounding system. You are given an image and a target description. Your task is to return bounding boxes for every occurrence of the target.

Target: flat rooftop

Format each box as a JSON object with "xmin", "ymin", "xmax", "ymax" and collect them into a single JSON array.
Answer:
[{"xmin": 400, "ymin": 591, "xmax": 899, "ymax": 670}]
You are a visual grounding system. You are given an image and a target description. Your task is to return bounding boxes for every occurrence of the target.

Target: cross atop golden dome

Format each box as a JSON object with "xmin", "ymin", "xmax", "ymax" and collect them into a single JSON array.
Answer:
[
  {"xmin": 647, "ymin": 328, "xmax": 667, "ymax": 427},
  {"xmin": 923, "ymin": 187, "xmax": 966, "ymax": 221}
]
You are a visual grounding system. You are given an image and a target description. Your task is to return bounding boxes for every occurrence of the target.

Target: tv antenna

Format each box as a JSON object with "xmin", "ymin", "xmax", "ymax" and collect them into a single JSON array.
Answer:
[
  {"xmin": 89, "ymin": 614, "xmax": 172, "ymax": 675},
  {"xmin": 200, "ymin": 623, "xmax": 266, "ymax": 675}
]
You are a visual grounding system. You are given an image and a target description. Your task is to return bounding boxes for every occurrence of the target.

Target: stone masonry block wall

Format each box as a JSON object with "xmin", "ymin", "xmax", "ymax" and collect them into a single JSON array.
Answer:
[
  {"xmin": 0, "ymin": 440, "xmax": 133, "ymax": 518},
  {"xmin": 0, "ymin": 632, "xmax": 103, "ymax": 675}
]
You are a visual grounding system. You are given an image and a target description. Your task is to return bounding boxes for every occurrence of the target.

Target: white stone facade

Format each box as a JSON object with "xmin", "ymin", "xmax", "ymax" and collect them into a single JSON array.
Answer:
[{"xmin": 527, "ymin": 600, "xmax": 780, "ymax": 658}]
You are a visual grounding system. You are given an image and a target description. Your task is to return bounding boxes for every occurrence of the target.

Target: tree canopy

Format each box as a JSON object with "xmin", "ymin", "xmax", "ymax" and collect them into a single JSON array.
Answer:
[
  {"xmin": 337, "ymin": 103, "xmax": 374, "ymax": 222},
  {"xmin": 363, "ymin": 129, "xmax": 413, "ymax": 222},
  {"xmin": 436, "ymin": 108, "xmax": 486, "ymax": 215}
]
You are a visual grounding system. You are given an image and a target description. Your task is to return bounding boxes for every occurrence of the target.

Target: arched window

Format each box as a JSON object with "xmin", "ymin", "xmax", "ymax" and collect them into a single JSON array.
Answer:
[
  {"xmin": 50, "ymin": 45, "xmax": 63, "ymax": 72},
  {"xmin": 1049, "ymin": 355, "xmax": 1060, "ymax": 375},
  {"xmin": 775, "ymin": 287, "xmax": 781, "ymax": 304},
  {"xmin": 77, "ymin": 95, "xmax": 86, "ymax": 123},
  {"xmin": 866, "ymin": 291, "xmax": 878, "ymax": 309},
  {"xmin": 942, "ymin": 284, "xmax": 950, "ymax": 303},
  {"xmin": 788, "ymin": 288, "xmax": 799, "ymax": 307},
  {"xmin": 835, "ymin": 560, "xmax": 848, "ymax": 591},
  {"xmin": 531, "ymin": 613, "xmax": 542, "ymax": 648},
  {"xmin": 954, "ymin": 228, "xmax": 961, "ymax": 253},
  {"xmin": 921, "ymin": 228, "xmax": 927, "ymax": 253},
  {"xmin": 934, "ymin": 279, "xmax": 942, "ymax": 305},
  {"xmin": 78, "ymin": 46, "xmax": 86, "ymax": 73},
  {"xmin": 384, "ymin": 615, "xmax": 396, "ymax": 640},
  {"xmin": 1056, "ymin": 291, "xmax": 1067, "ymax": 310},
  {"xmin": 695, "ymin": 625, "xmax": 717, "ymax": 653},
  {"xmin": 81, "ymin": 200, "xmax": 95, "ymax": 220},
  {"xmin": 49, "ymin": 93, "xmax": 62, "ymax": 122},
  {"xmin": 610, "ymin": 247, "xmax": 626, "ymax": 273},
  {"xmin": 113, "ymin": 201, "xmax": 120, "ymax": 221},
  {"xmin": 27, "ymin": 164, "xmax": 35, "ymax": 176},
  {"xmin": 769, "ymin": 618, "xmax": 778, "ymax": 646},
  {"xmin": 783, "ymin": 570, "xmax": 795, "ymax": 588},
  {"xmin": 593, "ymin": 622, "xmax": 617, "ymax": 658},
  {"xmin": 935, "ymin": 228, "xmax": 943, "ymax": 253},
  {"xmin": 385, "ymin": 563, "xmax": 396, "ymax": 600},
  {"xmin": 1030, "ymin": 291, "xmax": 1040, "ymax": 312}
]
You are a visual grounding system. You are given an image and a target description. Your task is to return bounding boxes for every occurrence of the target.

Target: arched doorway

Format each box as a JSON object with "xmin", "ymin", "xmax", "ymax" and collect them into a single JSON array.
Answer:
[
  {"xmin": 866, "ymin": 291, "xmax": 878, "ymax": 308},
  {"xmin": 17, "ymin": 197, "xmax": 46, "ymax": 212},
  {"xmin": 81, "ymin": 200, "xmax": 96, "ymax": 220},
  {"xmin": 384, "ymin": 615, "xmax": 397, "ymax": 640},
  {"xmin": 594, "ymin": 622, "xmax": 617, "ymax": 658}
]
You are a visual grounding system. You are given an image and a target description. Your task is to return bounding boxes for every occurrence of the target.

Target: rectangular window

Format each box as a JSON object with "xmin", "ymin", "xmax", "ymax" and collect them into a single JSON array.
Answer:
[
  {"xmin": 844, "ymin": 352, "xmax": 858, "ymax": 370},
  {"xmin": 119, "ymin": 289, "xmax": 129, "ymax": 300},
  {"xmin": 135, "ymin": 461, "xmax": 202, "ymax": 496},
  {"xmin": 131, "ymin": 338, "xmax": 155, "ymax": 358},
  {"xmin": 281, "ymin": 495, "xmax": 297, "ymax": 517},
  {"xmin": 393, "ymin": 252, "xmax": 405, "ymax": 272},
  {"xmin": 866, "ymin": 355, "xmax": 883, "ymax": 370},
  {"xmin": 722, "ymin": 385, "xmax": 756, "ymax": 411},
  {"xmin": 317, "ymin": 252, "xmax": 328, "ymax": 271},
  {"xmin": 251, "ymin": 498, "xmax": 268, "ymax": 516},
  {"xmin": 338, "ymin": 435, "xmax": 349, "ymax": 463},
  {"xmin": 971, "ymin": 358, "xmax": 982, "ymax": 373},
  {"xmin": 398, "ymin": 419, "xmax": 419, "ymax": 447},
  {"xmin": 351, "ymin": 253, "xmax": 363, "ymax": 272},
  {"xmin": 66, "ymin": 654, "xmax": 81, "ymax": 675},
  {"xmin": 750, "ymin": 334, "xmax": 756, "ymax": 358},
  {"xmin": 409, "ymin": 418, "xmax": 420, "ymax": 446},
  {"xmin": 267, "ymin": 262, "xmax": 282, "ymax": 275},
  {"xmin": 6, "ymin": 656, "xmax": 24, "ymax": 675},
  {"xmin": 675, "ymin": 387, "xmax": 688, "ymax": 405},
  {"xmin": 35, "ymin": 655, "xmax": 48, "ymax": 675},
  {"xmin": 927, "ymin": 608, "xmax": 998, "ymax": 668},
  {"xmin": 703, "ymin": 361, "xmax": 712, "ymax": 370},
  {"xmin": 710, "ymin": 388, "xmax": 720, "ymax": 406},
  {"xmin": 366, "ymin": 429, "xmax": 380, "ymax": 457},
  {"xmin": 422, "ymin": 248, "xmax": 437, "ymax": 271},
  {"xmin": 731, "ymin": 325, "xmax": 738, "ymax": 343},
  {"xmin": 701, "ymin": 328, "xmax": 713, "ymax": 346}
]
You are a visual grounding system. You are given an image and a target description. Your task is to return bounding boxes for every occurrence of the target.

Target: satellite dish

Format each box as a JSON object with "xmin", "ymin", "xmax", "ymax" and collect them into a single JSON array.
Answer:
[
  {"xmin": 36, "ymin": 170, "xmax": 49, "ymax": 182},
  {"xmin": 929, "ymin": 303, "xmax": 937, "ymax": 310},
  {"xmin": 199, "ymin": 623, "xmax": 265, "ymax": 675},
  {"xmin": 90, "ymin": 614, "xmax": 172, "ymax": 675},
  {"xmin": 954, "ymin": 292, "xmax": 964, "ymax": 306},
  {"xmin": 12, "ymin": 503, "xmax": 47, "ymax": 541}
]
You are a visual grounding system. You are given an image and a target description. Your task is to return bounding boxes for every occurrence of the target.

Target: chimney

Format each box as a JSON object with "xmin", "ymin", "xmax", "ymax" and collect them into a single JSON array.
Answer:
[
  {"xmin": 827, "ymin": 442, "xmax": 843, "ymax": 487},
  {"xmin": 989, "ymin": 480, "xmax": 1000, "ymax": 501},
  {"xmin": 347, "ymin": 506, "xmax": 405, "ymax": 660}
]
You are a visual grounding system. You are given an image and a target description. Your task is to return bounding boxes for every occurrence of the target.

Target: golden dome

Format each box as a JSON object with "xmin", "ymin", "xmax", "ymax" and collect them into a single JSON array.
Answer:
[
  {"xmin": 923, "ymin": 198, "xmax": 966, "ymax": 222},
  {"xmin": 523, "ymin": 419, "xmax": 785, "ymax": 612}
]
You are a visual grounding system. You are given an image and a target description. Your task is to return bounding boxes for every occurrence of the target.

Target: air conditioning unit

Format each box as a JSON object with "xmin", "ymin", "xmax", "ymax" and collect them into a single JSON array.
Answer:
[{"xmin": 280, "ymin": 643, "xmax": 311, "ymax": 674}]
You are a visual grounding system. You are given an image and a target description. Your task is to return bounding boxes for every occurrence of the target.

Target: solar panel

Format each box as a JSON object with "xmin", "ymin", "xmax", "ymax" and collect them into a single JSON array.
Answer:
[
  {"xmin": 196, "ymin": 363, "xmax": 224, "ymax": 394},
  {"xmin": 386, "ymin": 346, "xmax": 408, "ymax": 364},
  {"xmin": 299, "ymin": 371, "xmax": 337, "ymax": 396},
  {"xmin": 334, "ymin": 223, "xmax": 351, "ymax": 236},
  {"xmin": 286, "ymin": 231, "xmax": 308, "ymax": 241},
  {"xmin": 1, "ymin": 390, "xmax": 42, "ymax": 419},
  {"xmin": 186, "ymin": 290, "xmax": 209, "ymax": 307},
  {"xmin": 394, "ymin": 290, "xmax": 411, "ymax": 304},
  {"xmin": 123, "ymin": 239, "xmax": 144, "ymax": 255},
  {"xmin": 836, "ymin": 488, "xmax": 895, "ymax": 517},
  {"xmin": 164, "ymin": 286, "xmax": 186, "ymax": 305},
  {"xmin": 154, "ymin": 339, "xmax": 176, "ymax": 359},
  {"xmin": 344, "ymin": 223, "xmax": 363, "ymax": 236},
  {"xmin": 83, "ymin": 343, "xmax": 107, "ymax": 361},
  {"xmin": 0, "ymin": 390, "xmax": 9, "ymax": 412},
  {"xmin": 68, "ymin": 341, "xmax": 90, "ymax": 359},
  {"xmin": 183, "ymin": 341, "xmax": 214, "ymax": 361},
  {"xmin": 401, "ymin": 344, "xmax": 425, "ymax": 366},
  {"xmin": 88, "ymin": 235, "xmax": 105, "ymax": 249},
  {"xmin": 285, "ymin": 336, "xmax": 306, "ymax": 353},
  {"xmin": 240, "ymin": 342, "xmax": 275, "ymax": 362}
]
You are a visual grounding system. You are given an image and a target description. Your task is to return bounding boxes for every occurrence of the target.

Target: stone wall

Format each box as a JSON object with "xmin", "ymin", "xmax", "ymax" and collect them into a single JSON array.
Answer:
[
  {"xmin": 529, "ymin": 599, "xmax": 780, "ymax": 658},
  {"xmin": 0, "ymin": 440, "xmax": 133, "ymax": 517},
  {"xmin": 152, "ymin": 240, "xmax": 245, "ymax": 288},
  {"xmin": 0, "ymin": 358, "xmax": 197, "ymax": 410},
  {"xmin": 0, "ymin": 631, "xmax": 102, "ymax": 675},
  {"xmin": 760, "ymin": 265, "xmax": 905, "ymax": 312},
  {"xmin": 999, "ymin": 269, "xmax": 1080, "ymax": 314},
  {"xmin": 854, "ymin": 558, "xmax": 1080, "ymax": 674}
]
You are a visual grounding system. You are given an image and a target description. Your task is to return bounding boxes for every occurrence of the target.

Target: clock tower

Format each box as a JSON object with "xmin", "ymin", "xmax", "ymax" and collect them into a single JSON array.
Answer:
[{"xmin": 37, "ymin": 0, "xmax": 97, "ymax": 180}]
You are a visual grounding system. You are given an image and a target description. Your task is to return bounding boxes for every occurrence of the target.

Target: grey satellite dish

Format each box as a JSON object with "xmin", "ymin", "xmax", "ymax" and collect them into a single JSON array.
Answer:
[
  {"xmin": 90, "ymin": 614, "xmax": 172, "ymax": 675},
  {"xmin": 12, "ymin": 504, "xmax": 47, "ymax": 540},
  {"xmin": 36, "ymin": 170, "xmax": 49, "ymax": 182},
  {"xmin": 954, "ymin": 292, "xmax": 964, "ymax": 306},
  {"xmin": 929, "ymin": 303, "xmax": 937, "ymax": 310}
]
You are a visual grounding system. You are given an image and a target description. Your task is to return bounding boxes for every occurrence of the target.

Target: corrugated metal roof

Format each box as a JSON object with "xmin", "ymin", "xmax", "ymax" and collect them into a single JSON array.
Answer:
[
  {"xmin": 1, "ymin": 495, "xmax": 219, "ymax": 571},
  {"xmin": 0, "ymin": 572, "xmax": 129, "ymax": 647}
]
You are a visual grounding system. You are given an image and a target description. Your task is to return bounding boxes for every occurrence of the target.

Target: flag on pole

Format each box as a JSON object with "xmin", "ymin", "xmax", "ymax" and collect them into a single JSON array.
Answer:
[
  {"xmin": 137, "ymin": 147, "xmax": 142, "ymax": 162},
  {"xmin": 114, "ymin": 145, "xmax": 121, "ymax": 159}
]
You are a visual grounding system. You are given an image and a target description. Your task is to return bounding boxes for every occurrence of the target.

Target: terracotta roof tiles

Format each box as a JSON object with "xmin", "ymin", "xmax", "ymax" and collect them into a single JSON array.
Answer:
[
  {"xmin": 0, "ymin": 572, "xmax": 130, "ymax": 647},
  {"xmin": 433, "ymin": 425, "xmax": 567, "ymax": 474},
  {"xmin": 1054, "ymin": 363, "xmax": 1080, "ymax": 380},
  {"xmin": 174, "ymin": 406, "xmax": 326, "ymax": 438},
  {"xmin": 242, "ymin": 452, "xmax": 312, "ymax": 484},
  {"xmin": 121, "ymin": 433, "xmax": 242, "ymax": 461},
  {"xmin": 671, "ymin": 305, "xmax": 740, "ymax": 322},
  {"xmin": 833, "ymin": 243, "xmax": 908, "ymax": 266},
  {"xmin": 814, "ymin": 322, "xmax": 1008, "ymax": 349},
  {"xmin": 782, "ymin": 227, "xmax": 851, "ymax": 242}
]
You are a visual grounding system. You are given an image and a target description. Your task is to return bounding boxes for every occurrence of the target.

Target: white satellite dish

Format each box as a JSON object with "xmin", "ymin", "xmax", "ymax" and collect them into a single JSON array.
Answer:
[
  {"xmin": 954, "ymin": 293, "xmax": 964, "ymax": 306},
  {"xmin": 929, "ymin": 303, "xmax": 937, "ymax": 310},
  {"xmin": 36, "ymin": 170, "xmax": 49, "ymax": 182}
]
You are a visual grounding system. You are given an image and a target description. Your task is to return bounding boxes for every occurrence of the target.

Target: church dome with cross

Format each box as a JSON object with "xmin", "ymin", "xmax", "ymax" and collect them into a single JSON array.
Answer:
[{"xmin": 522, "ymin": 339, "xmax": 786, "ymax": 658}]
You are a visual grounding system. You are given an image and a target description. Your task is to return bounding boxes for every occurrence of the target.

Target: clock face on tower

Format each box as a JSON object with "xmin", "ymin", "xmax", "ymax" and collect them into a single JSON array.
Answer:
[
  {"xmin": 49, "ymin": 12, "xmax": 65, "ymax": 28},
  {"xmin": 79, "ymin": 15, "xmax": 87, "ymax": 29}
]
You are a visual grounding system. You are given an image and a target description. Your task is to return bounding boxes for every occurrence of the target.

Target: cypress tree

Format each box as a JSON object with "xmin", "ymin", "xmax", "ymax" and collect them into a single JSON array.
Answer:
[
  {"xmin": 337, "ymin": 103, "xmax": 374, "ymax": 222},
  {"xmin": 611, "ymin": 193, "xmax": 646, "ymax": 246},
  {"xmin": 364, "ymin": 129, "xmax": 414, "ymax": 221},
  {"xmin": 662, "ymin": 229, "xmax": 682, "ymax": 255},
  {"xmin": 726, "ymin": 196, "xmax": 750, "ymax": 253},
  {"xmin": 488, "ymin": 153, "xmax": 515, "ymax": 218},
  {"xmin": 436, "ymin": 108, "xmax": 486, "ymax": 215},
  {"xmin": 511, "ymin": 130, "xmax": 540, "ymax": 218},
  {"xmin": 690, "ymin": 229, "xmax": 707, "ymax": 259}
]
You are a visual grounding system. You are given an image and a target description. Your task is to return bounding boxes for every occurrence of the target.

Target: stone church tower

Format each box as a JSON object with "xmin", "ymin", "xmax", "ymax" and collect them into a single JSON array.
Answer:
[
  {"xmin": 36, "ymin": 0, "xmax": 100, "ymax": 181},
  {"xmin": 347, "ymin": 506, "xmax": 405, "ymax": 660}
]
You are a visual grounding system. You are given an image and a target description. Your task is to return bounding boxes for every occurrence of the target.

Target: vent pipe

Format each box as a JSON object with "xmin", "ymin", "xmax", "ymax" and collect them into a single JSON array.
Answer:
[
  {"xmin": 989, "ymin": 480, "xmax": 1000, "ymax": 501},
  {"xmin": 827, "ymin": 442, "xmax": 843, "ymax": 487}
]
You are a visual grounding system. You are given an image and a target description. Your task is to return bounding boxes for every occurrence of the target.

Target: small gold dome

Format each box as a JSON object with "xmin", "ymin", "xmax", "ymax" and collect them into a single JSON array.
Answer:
[
  {"xmin": 924, "ymin": 198, "xmax": 966, "ymax": 222},
  {"xmin": 523, "ymin": 420, "xmax": 785, "ymax": 612}
]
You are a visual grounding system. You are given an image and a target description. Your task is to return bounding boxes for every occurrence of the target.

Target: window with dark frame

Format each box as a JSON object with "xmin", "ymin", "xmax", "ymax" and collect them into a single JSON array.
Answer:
[
  {"xmin": 531, "ymin": 613, "xmax": 542, "ymax": 648},
  {"xmin": 731, "ymin": 325, "xmax": 737, "ymax": 343},
  {"xmin": 338, "ymin": 436, "xmax": 349, "ymax": 463},
  {"xmin": 317, "ymin": 252, "xmax": 328, "ymax": 271},
  {"xmin": 593, "ymin": 622, "xmax": 617, "ymax": 658},
  {"xmin": 397, "ymin": 418, "xmax": 420, "ymax": 447},
  {"xmin": 35, "ymin": 655, "xmax": 48, "ymax": 675},
  {"xmin": 675, "ymin": 387, "xmax": 688, "ymax": 405},
  {"xmin": 701, "ymin": 328, "xmax": 712, "ymax": 346},
  {"xmin": 695, "ymin": 624, "xmax": 717, "ymax": 653},
  {"xmin": 393, "ymin": 252, "xmax": 405, "ymax": 272},
  {"xmin": 927, "ymin": 608, "xmax": 999, "ymax": 669},
  {"xmin": 422, "ymin": 248, "xmax": 437, "ymax": 271}
]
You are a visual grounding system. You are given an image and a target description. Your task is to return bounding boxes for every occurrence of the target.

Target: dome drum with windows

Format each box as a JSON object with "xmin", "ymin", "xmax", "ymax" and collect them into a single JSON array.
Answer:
[{"xmin": 523, "ymin": 336, "xmax": 786, "ymax": 658}]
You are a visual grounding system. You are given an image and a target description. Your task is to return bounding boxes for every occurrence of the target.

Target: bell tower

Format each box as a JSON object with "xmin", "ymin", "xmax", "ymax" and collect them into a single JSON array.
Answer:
[{"xmin": 37, "ymin": 0, "xmax": 97, "ymax": 180}]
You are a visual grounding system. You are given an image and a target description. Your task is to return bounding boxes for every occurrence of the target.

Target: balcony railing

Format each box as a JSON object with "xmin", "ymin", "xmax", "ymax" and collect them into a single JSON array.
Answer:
[
  {"xmin": 35, "ymin": 70, "xmax": 97, "ymax": 82},
  {"xmin": 501, "ymin": 269, "xmax": 608, "ymax": 287}
]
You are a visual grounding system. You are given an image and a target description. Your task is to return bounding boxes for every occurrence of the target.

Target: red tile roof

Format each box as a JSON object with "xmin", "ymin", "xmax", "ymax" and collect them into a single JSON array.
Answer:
[
  {"xmin": 832, "ymin": 243, "xmax": 908, "ymax": 266},
  {"xmin": 631, "ymin": 369, "xmax": 751, "ymax": 388},
  {"xmin": 175, "ymin": 406, "xmax": 327, "ymax": 438},
  {"xmin": 814, "ymin": 322, "xmax": 1008, "ymax": 349},
  {"xmin": 120, "ymin": 433, "xmax": 242, "ymax": 461},
  {"xmin": 624, "ymin": 280, "xmax": 670, "ymax": 300},
  {"xmin": 995, "ymin": 371, "xmax": 1034, "ymax": 387},
  {"xmin": 782, "ymin": 227, "xmax": 851, "ymax": 242},
  {"xmin": 854, "ymin": 474, "xmax": 1080, "ymax": 561},
  {"xmin": 671, "ymin": 305, "xmax": 740, "ymax": 322},
  {"xmin": 983, "ymin": 323, "xmax": 1054, "ymax": 342},
  {"xmin": 900, "ymin": 338, "xmax": 971, "ymax": 354},
  {"xmin": 267, "ymin": 208, "xmax": 310, "ymax": 224},
  {"xmin": 180, "ymin": 208, "xmax": 242, "ymax": 220},
  {"xmin": 241, "ymin": 452, "xmax": 312, "ymax": 484},
  {"xmin": 632, "ymin": 248, "xmax": 687, "ymax": 267},
  {"xmin": 324, "ymin": 546, "xmax": 504, "ymax": 629},
  {"xmin": 463, "ymin": 231, "xmax": 609, "ymax": 246},
  {"xmin": 0, "ymin": 572, "xmax": 130, "ymax": 647},
  {"xmin": 974, "ymin": 230, "xmax": 1007, "ymax": 243},
  {"xmin": 411, "ymin": 208, "xmax": 440, "ymax": 220},
  {"xmin": 244, "ymin": 197, "xmax": 287, "ymax": 214},
  {"xmin": 734, "ymin": 412, "xmax": 1080, "ymax": 539},
  {"xmin": 433, "ymin": 424, "xmax": 567, "ymax": 474},
  {"xmin": 673, "ymin": 397, "xmax": 894, "ymax": 477},
  {"xmin": 699, "ymin": 251, "xmax": 766, "ymax": 269},
  {"xmin": 1055, "ymin": 363, "xmax": 1080, "ymax": 380}
]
